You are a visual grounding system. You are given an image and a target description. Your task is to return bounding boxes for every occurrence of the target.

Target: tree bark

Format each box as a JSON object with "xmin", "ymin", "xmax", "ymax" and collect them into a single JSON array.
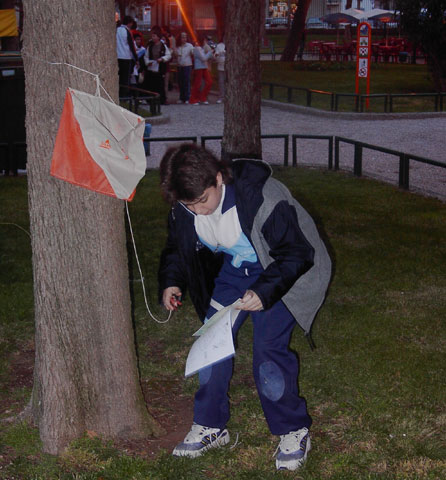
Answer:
[
  {"xmin": 280, "ymin": 0, "xmax": 312, "ymax": 62},
  {"xmin": 222, "ymin": 0, "xmax": 263, "ymax": 161},
  {"xmin": 22, "ymin": 0, "xmax": 161, "ymax": 455}
]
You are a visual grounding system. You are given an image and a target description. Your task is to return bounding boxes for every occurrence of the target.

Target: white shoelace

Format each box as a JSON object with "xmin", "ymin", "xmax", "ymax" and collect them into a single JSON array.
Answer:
[{"xmin": 273, "ymin": 428, "xmax": 308, "ymax": 457}]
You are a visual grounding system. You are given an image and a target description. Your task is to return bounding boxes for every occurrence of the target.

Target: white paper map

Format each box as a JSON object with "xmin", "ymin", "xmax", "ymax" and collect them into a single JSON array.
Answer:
[{"xmin": 185, "ymin": 300, "xmax": 241, "ymax": 377}]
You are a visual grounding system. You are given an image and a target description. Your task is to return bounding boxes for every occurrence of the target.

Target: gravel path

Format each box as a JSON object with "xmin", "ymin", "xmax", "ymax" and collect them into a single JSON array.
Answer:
[{"xmin": 146, "ymin": 91, "xmax": 446, "ymax": 202}]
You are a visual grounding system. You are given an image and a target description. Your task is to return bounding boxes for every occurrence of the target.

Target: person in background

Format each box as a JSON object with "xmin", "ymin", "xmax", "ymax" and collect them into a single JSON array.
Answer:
[
  {"xmin": 116, "ymin": 15, "xmax": 139, "ymax": 97},
  {"xmin": 298, "ymin": 28, "xmax": 307, "ymax": 61},
  {"xmin": 143, "ymin": 27, "xmax": 171, "ymax": 105},
  {"xmin": 131, "ymin": 34, "xmax": 146, "ymax": 85},
  {"xmin": 175, "ymin": 32, "xmax": 194, "ymax": 104},
  {"xmin": 162, "ymin": 26, "xmax": 176, "ymax": 96},
  {"xmin": 130, "ymin": 20, "xmax": 143, "ymax": 42},
  {"xmin": 214, "ymin": 38, "xmax": 225, "ymax": 104},
  {"xmin": 189, "ymin": 35, "xmax": 213, "ymax": 106}
]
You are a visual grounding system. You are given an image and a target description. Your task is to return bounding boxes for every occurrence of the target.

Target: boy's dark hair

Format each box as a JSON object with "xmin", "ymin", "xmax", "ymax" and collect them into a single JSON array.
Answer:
[
  {"xmin": 123, "ymin": 15, "xmax": 133, "ymax": 26},
  {"xmin": 160, "ymin": 144, "xmax": 232, "ymax": 204}
]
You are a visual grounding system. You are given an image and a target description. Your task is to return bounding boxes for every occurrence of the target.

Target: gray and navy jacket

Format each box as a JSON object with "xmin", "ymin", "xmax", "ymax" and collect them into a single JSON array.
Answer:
[{"xmin": 158, "ymin": 159, "xmax": 332, "ymax": 335}]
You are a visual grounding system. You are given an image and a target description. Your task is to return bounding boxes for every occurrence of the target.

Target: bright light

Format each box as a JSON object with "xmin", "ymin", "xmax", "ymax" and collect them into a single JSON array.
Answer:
[{"xmin": 175, "ymin": 0, "xmax": 197, "ymax": 44}]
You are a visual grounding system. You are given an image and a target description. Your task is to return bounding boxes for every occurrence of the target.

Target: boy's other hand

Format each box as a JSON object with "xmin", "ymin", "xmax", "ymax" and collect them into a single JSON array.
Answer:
[
  {"xmin": 237, "ymin": 290, "xmax": 263, "ymax": 311},
  {"xmin": 163, "ymin": 286, "xmax": 182, "ymax": 311}
]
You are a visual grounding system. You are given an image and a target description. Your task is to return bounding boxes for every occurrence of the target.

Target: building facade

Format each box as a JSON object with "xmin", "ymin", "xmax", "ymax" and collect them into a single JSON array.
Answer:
[{"xmin": 122, "ymin": 0, "xmax": 398, "ymax": 34}]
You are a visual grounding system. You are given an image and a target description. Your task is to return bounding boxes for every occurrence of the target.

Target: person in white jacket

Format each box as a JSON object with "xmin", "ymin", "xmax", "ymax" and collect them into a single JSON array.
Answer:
[
  {"xmin": 116, "ymin": 16, "xmax": 139, "ymax": 96},
  {"xmin": 175, "ymin": 32, "xmax": 194, "ymax": 104},
  {"xmin": 189, "ymin": 36, "xmax": 213, "ymax": 105},
  {"xmin": 214, "ymin": 39, "xmax": 225, "ymax": 104}
]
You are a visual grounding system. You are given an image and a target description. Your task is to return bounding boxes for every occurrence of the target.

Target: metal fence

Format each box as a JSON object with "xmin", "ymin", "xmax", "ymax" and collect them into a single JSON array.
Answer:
[
  {"xmin": 334, "ymin": 136, "xmax": 446, "ymax": 191},
  {"xmin": 262, "ymin": 82, "xmax": 446, "ymax": 113},
  {"xmin": 143, "ymin": 134, "xmax": 446, "ymax": 196},
  {"xmin": 119, "ymin": 85, "xmax": 161, "ymax": 117},
  {"xmin": 4, "ymin": 133, "xmax": 445, "ymax": 200}
]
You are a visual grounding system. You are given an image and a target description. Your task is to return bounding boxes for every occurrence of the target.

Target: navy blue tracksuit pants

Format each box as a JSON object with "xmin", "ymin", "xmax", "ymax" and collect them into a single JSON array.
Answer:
[{"xmin": 193, "ymin": 257, "xmax": 312, "ymax": 435}]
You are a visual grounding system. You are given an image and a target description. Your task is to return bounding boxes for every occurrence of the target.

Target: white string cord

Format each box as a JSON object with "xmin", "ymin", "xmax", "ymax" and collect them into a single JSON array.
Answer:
[
  {"xmin": 0, "ymin": 223, "xmax": 31, "ymax": 238},
  {"xmin": 21, "ymin": 53, "xmax": 116, "ymax": 103},
  {"xmin": 20, "ymin": 53, "xmax": 169, "ymax": 324},
  {"xmin": 125, "ymin": 202, "xmax": 171, "ymax": 324}
]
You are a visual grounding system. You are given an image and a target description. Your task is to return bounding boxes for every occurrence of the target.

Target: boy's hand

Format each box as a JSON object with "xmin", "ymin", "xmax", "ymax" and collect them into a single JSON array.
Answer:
[
  {"xmin": 163, "ymin": 286, "xmax": 182, "ymax": 311},
  {"xmin": 237, "ymin": 290, "xmax": 263, "ymax": 311}
]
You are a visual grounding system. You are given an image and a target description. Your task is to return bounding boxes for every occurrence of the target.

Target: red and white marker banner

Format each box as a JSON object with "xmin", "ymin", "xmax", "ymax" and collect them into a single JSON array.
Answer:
[{"xmin": 355, "ymin": 22, "xmax": 372, "ymax": 105}]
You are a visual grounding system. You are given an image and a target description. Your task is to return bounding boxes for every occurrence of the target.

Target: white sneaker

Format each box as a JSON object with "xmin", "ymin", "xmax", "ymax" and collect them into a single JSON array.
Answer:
[
  {"xmin": 203, "ymin": 101, "xmax": 209, "ymax": 105},
  {"xmin": 191, "ymin": 102, "xmax": 199, "ymax": 106},
  {"xmin": 216, "ymin": 99, "xmax": 223, "ymax": 104},
  {"xmin": 172, "ymin": 423, "xmax": 230, "ymax": 458},
  {"xmin": 176, "ymin": 100, "xmax": 183, "ymax": 104},
  {"xmin": 275, "ymin": 428, "xmax": 311, "ymax": 471},
  {"xmin": 185, "ymin": 101, "xmax": 189, "ymax": 104}
]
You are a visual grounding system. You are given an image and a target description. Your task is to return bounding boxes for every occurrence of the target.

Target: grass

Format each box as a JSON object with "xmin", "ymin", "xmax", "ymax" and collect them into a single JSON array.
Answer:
[
  {"xmin": 260, "ymin": 61, "xmax": 436, "ymax": 112},
  {"xmin": 1, "ymin": 169, "xmax": 446, "ymax": 479}
]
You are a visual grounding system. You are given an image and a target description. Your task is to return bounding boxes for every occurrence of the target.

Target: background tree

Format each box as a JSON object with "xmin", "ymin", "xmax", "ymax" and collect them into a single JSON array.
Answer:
[
  {"xmin": 222, "ymin": 0, "xmax": 263, "ymax": 161},
  {"xmin": 22, "ymin": 0, "xmax": 160, "ymax": 455},
  {"xmin": 213, "ymin": 0, "xmax": 226, "ymax": 41},
  {"xmin": 281, "ymin": 0, "xmax": 312, "ymax": 61},
  {"xmin": 396, "ymin": 0, "xmax": 446, "ymax": 91}
]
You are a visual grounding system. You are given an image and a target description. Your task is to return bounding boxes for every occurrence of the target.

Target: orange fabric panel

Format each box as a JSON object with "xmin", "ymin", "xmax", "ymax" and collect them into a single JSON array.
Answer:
[
  {"xmin": 0, "ymin": 9, "xmax": 18, "ymax": 37},
  {"xmin": 51, "ymin": 89, "xmax": 137, "ymax": 200}
]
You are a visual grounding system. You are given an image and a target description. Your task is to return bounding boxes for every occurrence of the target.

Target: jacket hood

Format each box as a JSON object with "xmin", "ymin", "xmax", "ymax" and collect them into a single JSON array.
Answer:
[
  {"xmin": 231, "ymin": 158, "xmax": 273, "ymax": 186},
  {"xmin": 231, "ymin": 159, "xmax": 273, "ymax": 235}
]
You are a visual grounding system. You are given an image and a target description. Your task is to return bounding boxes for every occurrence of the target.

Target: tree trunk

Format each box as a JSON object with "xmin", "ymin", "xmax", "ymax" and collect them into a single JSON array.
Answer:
[
  {"xmin": 427, "ymin": 54, "xmax": 446, "ymax": 92},
  {"xmin": 22, "ymin": 0, "xmax": 161, "ymax": 455},
  {"xmin": 280, "ymin": 0, "xmax": 312, "ymax": 61},
  {"xmin": 222, "ymin": 0, "xmax": 263, "ymax": 161}
]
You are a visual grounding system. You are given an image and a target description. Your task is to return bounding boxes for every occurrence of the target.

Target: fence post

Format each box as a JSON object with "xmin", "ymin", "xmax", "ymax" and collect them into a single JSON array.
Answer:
[
  {"xmin": 330, "ymin": 93, "xmax": 335, "ymax": 111},
  {"xmin": 334, "ymin": 137, "xmax": 340, "ymax": 170},
  {"xmin": 269, "ymin": 84, "xmax": 274, "ymax": 100},
  {"xmin": 399, "ymin": 153, "xmax": 410, "ymax": 190},
  {"xmin": 389, "ymin": 95, "xmax": 393, "ymax": 113},
  {"xmin": 357, "ymin": 95, "xmax": 362, "ymax": 113},
  {"xmin": 328, "ymin": 136, "xmax": 333, "ymax": 170},
  {"xmin": 284, "ymin": 135, "xmax": 289, "ymax": 166},
  {"xmin": 353, "ymin": 143, "xmax": 363, "ymax": 176},
  {"xmin": 292, "ymin": 135, "xmax": 297, "ymax": 167},
  {"xmin": 287, "ymin": 87, "xmax": 292, "ymax": 103},
  {"xmin": 306, "ymin": 90, "xmax": 311, "ymax": 107}
]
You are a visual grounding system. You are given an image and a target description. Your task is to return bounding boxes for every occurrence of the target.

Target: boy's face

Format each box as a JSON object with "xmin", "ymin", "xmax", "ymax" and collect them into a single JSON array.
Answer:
[{"xmin": 182, "ymin": 173, "xmax": 223, "ymax": 216}]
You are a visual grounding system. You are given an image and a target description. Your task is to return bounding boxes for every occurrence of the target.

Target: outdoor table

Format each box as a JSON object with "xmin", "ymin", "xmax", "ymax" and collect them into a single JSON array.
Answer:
[{"xmin": 378, "ymin": 45, "xmax": 399, "ymax": 62}]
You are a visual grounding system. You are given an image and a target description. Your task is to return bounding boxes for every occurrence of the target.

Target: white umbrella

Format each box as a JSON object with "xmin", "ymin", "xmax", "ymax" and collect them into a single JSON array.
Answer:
[
  {"xmin": 365, "ymin": 9, "xmax": 400, "ymax": 45},
  {"xmin": 364, "ymin": 8, "xmax": 395, "ymax": 20},
  {"xmin": 342, "ymin": 8, "xmax": 366, "ymax": 20}
]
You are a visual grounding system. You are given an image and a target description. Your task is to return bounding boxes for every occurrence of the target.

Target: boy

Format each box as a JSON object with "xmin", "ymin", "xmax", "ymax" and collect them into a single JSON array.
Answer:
[{"xmin": 158, "ymin": 144, "xmax": 331, "ymax": 471}]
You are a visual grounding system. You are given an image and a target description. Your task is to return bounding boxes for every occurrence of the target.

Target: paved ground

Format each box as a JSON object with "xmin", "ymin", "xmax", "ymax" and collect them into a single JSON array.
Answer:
[{"xmin": 145, "ymin": 89, "xmax": 446, "ymax": 202}]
